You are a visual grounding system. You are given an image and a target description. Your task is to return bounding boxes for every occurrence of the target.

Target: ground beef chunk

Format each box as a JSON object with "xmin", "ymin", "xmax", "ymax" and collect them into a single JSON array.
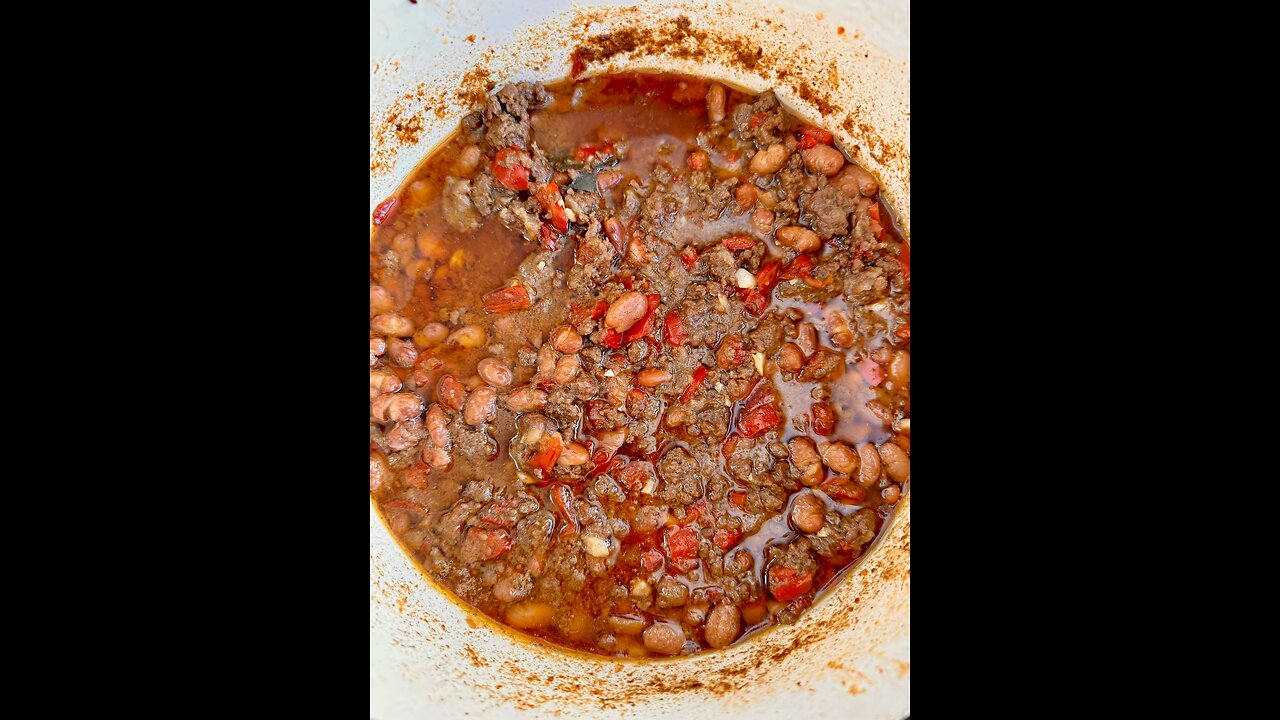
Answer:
[
  {"xmin": 544, "ymin": 387, "xmax": 583, "ymax": 427},
  {"xmin": 567, "ymin": 222, "xmax": 616, "ymax": 293},
  {"xmin": 469, "ymin": 171, "xmax": 500, "ymax": 217},
  {"xmin": 452, "ymin": 423, "xmax": 497, "ymax": 461},
  {"xmin": 460, "ymin": 110, "xmax": 485, "ymax": 143},
  {"xmin": 513, "ymin": 509, "xmax": 556, "ymax": 554},
  {"xmin": 497, "ymin": 197, "xmax": 543, "ymax": 243},
  {"xmin": 437, "ymin": 499, "xmax": 483, "ymax": 549},
  {"xmin": 777, "ymin": 155, "xmax": 818, "ymax": 199},
  {"xmin": 802, "ymin": 184, "xmax": 855, "ymax": 240},
  {"xmin": 481, "ymin": 82, "xmax": 552, "ymax": 153},
  {"xmin": 751, "ymin": 312, "xmax": 788, "ymax": 354},
  {"xmin": 442, "ymin": 177, "xmax": 482, "ymax": 232},
  {"xmin": 807, "ymin": 508, "xmax": 878, "ymax": 558},
  {"xmin": 843, "ymin": 267, "xmax": 889, "ymax": 305},
  {"xmin": 658, "ymin": 446, "xmax": 704, "ymax": 506},
  {"xmin": 733, "ymin": 90, "xmax": 785, "ymax": 145},
  {"xmin": 704, "ymin": 247, "xmax": 737, "ymax": 286}
]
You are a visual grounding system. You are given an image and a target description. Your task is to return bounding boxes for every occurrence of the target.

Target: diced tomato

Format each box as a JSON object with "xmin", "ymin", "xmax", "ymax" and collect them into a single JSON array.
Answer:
[
  {"xmin": 713, "ymin": 529, "xmax": 742, "ymax": 551},
  {"xmin": 897, "ymin": 241, "xmax": 910, "ymax": 280},
  {"xmin": 591, "ymin": 300, "xmax": 608, "ymax": 320},
  {"xmin": 680, "ymin": 366, "xmax": 708, "ymax": 403},
  {"xmin": 573, "ymin": 142, "xmax": 616, "ymax": 162},
  {"xmin": 550, "ymin": 483, "xmax": 579, "ymax": 532},
  {"xmin": 738, "ymin": 404, "xmax": 781, "ymax": 438},
  {"xmin": 665, "ymin": 525, "xmax": 699, "ymax": 560},
  {"xmin": 778, "ymin": 255, "xmax": 815, "ymax": 280},
  {"xmin": 728, "ymin": 491, "xmax": 747, "ymax": 509},
  {"xmin": 492, "ymin": 146, "xmax": 531, "ymax": 191},
  {"xmin": 621, "ymin": 276, "xmax": 634, "ymax": 291},
  {"xmin": 895, "ymin": 323, "xmax": 910, "ymax": 342},
  {"xmin": 528, "ymin": 434, "xmax": 563, "ymax": 474},
  {"xmin": 769, "ymin": 565, "xmax": 814, "ymax": 602},
  {"xmin": 467, "ymin": 527, "xmax": 513, "ymax": 560},
  {"xmin": 372, "ymin": 196, "xmax": 401, "ymax": 226},
  {"xmin": 604, "ymin": 328, "xmax": 623, "ymax": 348},
  {"xmin": 798, "ymin": 126, "xmax": 834, "ymax": 149},
  {"xmin": 622, "ymin": 294, "xmax": 662, "ymax": 344},
  {"xmin": 721, "ymin": 433, "xmax": 741, "ymax": 459},
  {"xmin": 723, "ymin": 235, "xmax": 756, "ymax": 251},
  {"xmin": 539, "ymin": 222, "xmax": 558, "ymax": 251},
  {"xmin": 748, "ymin": 112, "xmax": 769, "ymax": 128},
  {"xmin": 534, "ymin": 183, "xmax": 569, "ymax": 232},
  {"xmin": 483, "ymin": 285, "xmax": 531, "ymax": 314},
  {"xmin": 664, "ymin": 311, "xmax": 687, "ymax": 347},
  {"xmin": 869, "ymin": 202, "xmax": 881, "ymax": 223},
  {"xmin": 616, "ymin": 461, "xmax": 654, "ymax": 492},
  {"xmin": 741, "ymin": 288, "xmax": 768, "ymax": 316},
  {"xmin": 688, "ymin": 151, "xmax": 709, "ymax": 170},
  {"xmin": 684, "ymin": 500, "xmax": 707, "ymax": 524},
  {"xmin": 680, "ymin": 246, "xmax": 699, "ymax": 268},
  {"xmin": 404, "ymin": 462, "xmax": 432, "ymax": 489},
  {"xmin": 820, "ymin": 477, "xmax": 867, "ymax": 504},
  {"xmin": 384, "ymin": 499, "xmax": 424, "ymax": 511},
  {"xmin": 754, "ymin": 260, "xmax": 781, "ymax": 294},
  {"xmin": 742, "ymin": 380, "xmax": 775, "ymax": 413},
  {"xmin": 856, "ymin": 358, "xmax": 885, "ymax": 387},
  {"xmin": 640, "ymin": 548, "xmax": 665, "ymax": 571},
  {"xmin": 590, "ymin": 453, "xmax": 624, "ymax": 478}
]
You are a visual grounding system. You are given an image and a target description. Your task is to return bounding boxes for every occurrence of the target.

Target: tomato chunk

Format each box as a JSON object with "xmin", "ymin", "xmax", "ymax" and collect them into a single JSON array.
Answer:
[
  {"xmin": 604, "ymin": 328, "xmax": 623, "ymax": 348},
  {"xmin": 664, "ymin": 311, "xmax": 687, "ymax": 347},
  {"xmin": 528, "ymin": 433, "xmax": 563, "ymax": 475},
  {"xmin": 573, "ymin": 143, "xmax": 615, "ymax": 162},
  {"xmin": 680, "ymin": 246, "xmax": 699, "ymax": 268},
  {"xmin": 769, "ymin": 565, "xmax": 814, "ymax": 602},
  {"xmin": 466, "ymin": 527, "xmax": 513, "ymax": 560},
  {"xmin": 856, "ymin": 358, "xmax": 885, "ymax": 387},
  {"xmin": 550, "ymin": 482, "xmax": 579, "ymax": 531},
  {"xmin": 713, "ymin": 529, "xmax": 743, "ymax": 551},
  {"xmin": 738, "ymin": 404, "xmax": 781, "ymax": 438},
  {"xmin": 741, "ymin": 289, "xmax": 768, "ymax": 316},
  {"xmin": 728, "ymin": 491, "xmax": 747, "ymax": 509},
  {"xmin": 483, "ymin": 285, "xmax": 531, "ymax": 314},
  {"xmin": 640, "ymin": 548, "xmax": 665, "ymax": 571},
  {"xmin": 680, "ymin": 366, "xmax": 708, "ymax": 403},
  {"xmin": 778, "ymin": 255, "xmax": 815, "ymax": 280},
  {"xmin": 493, "ymin": 146, "xmax": 531, "ymax": 191},
  {"xmin": 372, "ymin": 196, "xmax": 401, "ymax": 226},
  {"xmin": 798, "ymin": 126, "xmax": 834, "ymax": 149},
  {"xmin": 665, "ymin": 525, "xmax": 699, "ymax": 560},
  {"xmin": 534, "ymin": 182, "xmax": 569, "ymax": 232},
  {"xmin": 723, "ymin": 235, "xmax": 756, "ymax": 250}
]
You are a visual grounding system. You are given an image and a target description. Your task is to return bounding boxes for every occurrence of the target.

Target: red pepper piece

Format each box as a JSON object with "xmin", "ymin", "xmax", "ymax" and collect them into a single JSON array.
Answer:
[
  {"xmin": 778, "ymin": 255, "xmax": 815, "ymax": 280},
  {"xmin": 798, "ymin": 126, "xmax": 834, "ymax": 149},
  {"xmin": 482, "ymin": 285, "xmax": 531, "ymax": 314},
  {"xmin": 723, "ymin": 235, "xmax": 756, "ymax": 251},
  {"xmin": 664, "ymin": 311, "xmax": 687, "ymax": 347},
  {"xmin": 680, "ymin": 366, "xmax": 708, "ymax": 403},
  {"xmin": 492, "ymin": 146, "xmax": 531, "ymax": 191},
  {"xmin": 738, "ymin": 404, "xmax": 781, "ymax": 438},
  {"xmin": 680, "ymin": 246, "xmax": 699, "ymax": 268},
  {"xmin": 534, "ymin": 183, "xmax": 568, "ymax": 232},
  {"xmin": 769, "ymin": 565, "xmax": 814, "ymax": 602},
  {"xmin": 621, "ymin": 293, "xmax": 662, "ymax": 344},
  {"xmin": 665, "ymin": 525, "xmax": 699, "ymax": 560},
  {"xmin": 372, "ymin": 196, "xmax": 401, "ymax": 226}
]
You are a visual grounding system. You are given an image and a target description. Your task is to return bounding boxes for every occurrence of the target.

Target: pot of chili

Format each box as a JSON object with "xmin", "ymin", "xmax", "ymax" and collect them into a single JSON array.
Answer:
[{"xmin": 370, "ymin": 1, "xmax": 910, "ymax": 718}]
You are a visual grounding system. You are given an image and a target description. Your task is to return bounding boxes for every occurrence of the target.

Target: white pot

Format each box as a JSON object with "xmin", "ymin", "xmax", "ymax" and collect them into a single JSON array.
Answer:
[{"xmin": 370, "ymin": 2, "xmax": 910, "ymax": 717}]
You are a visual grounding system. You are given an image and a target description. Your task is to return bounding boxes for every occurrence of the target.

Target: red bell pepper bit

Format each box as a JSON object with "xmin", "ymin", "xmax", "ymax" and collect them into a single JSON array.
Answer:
[
  {"xmin": 640, "ymin": 548, "xmax": 665, "ymax": 571},
  {"xmin": 778, "ymin": 255, "xmax": 815, "ymax": 280},
  {"xmin": 798, "ymin": 126, "xmax": 834, "ymax": 149},
  {"xmin": 665, "ymin": 525, "xmax": 699, "ymax": 560},
  {"xmin": 738, "ymin": 404, "xmax": 781, "ymax": 438},
  {"xmin": 755, "ymin": 260, "xmax": 782, "ymax": 294},
  {"xmin": 483, "ymin": 285, "xmax": 531, "ymax": 314},
  {"xmin": 723, "ymin": 235, "xmax": 756, "ymax": 251},
  {"xmin": 372, "ymin": 196, "xmax": 401, "ymax": 226},
  {"xmin": 527, "ymin": 434, "xmax": 563, "ymax": 476},
  {"xmin": 769, "ymin": 565, "xmax": 814, "ymax": 602},
  {"xmin": 713, "ymin": 529, "xmax": 742, "ymax": 551},
  {"xmin": 680, "ymin": 246, "xmax": 699, "ymax": 268},
  {"xmin": 748, "ymin": 112, "xmax": 769, "ymax": 128},
  {"xmin": 684, "ymin": 499, "xmax": 707, "ymax": 524},
  {"xmin": 728, "ymin": 491, "xmax": 747, "ymax": 509},
  {"xmin": 573, "ymin": 143, "xmax": 615, "ymax": 162},
  {"xmin": 539, "ymin": 222, "xmax": 559, "ymax": 251},
  {"xmin": 819, "ymin": 476, "xmax": 867, "ymax": 504},
  {"xmin": 492, "ymin": 146, "xmax": 531, "ymax": 191},
  {"xmin": 534, "ymin": 183, "xmax": 568, "ymax": 232},
  {"xmin": 467, "ymin": 527, "xmax": 513, "ymax": 560},
  {"xmin": 664, "ymin": 311, "xmax": 687, "ymax": 347},
  {"xmin": 680, "ymin": 366, "xmax": 708, "ymax": 403},
  {"xmin": 741, "ymin": 289, "xmax": 768, "ymax": 317},
  {"xmin": 604, "ymin": 328, "xmax": 623, "ymax": 348},
  {"xmin": 897, "ymin": 241, "xmax": 910, "ymax": 280}
]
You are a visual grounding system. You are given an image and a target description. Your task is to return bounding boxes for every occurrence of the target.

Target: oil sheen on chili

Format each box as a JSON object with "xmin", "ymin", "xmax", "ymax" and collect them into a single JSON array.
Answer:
[{"xmin": 370, "ymin": 74, "xmax": 910, "ymax": 658}]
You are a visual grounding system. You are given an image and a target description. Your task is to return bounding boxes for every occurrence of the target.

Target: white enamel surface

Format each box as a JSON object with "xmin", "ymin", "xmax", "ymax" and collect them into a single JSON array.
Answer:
[{"xmin": 371, "ymin": 2, "xmax": 910, "ymax": 718}]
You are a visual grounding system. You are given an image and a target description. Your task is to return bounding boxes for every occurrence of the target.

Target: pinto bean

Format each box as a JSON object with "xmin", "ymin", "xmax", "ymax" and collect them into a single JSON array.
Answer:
[
  {"xmin": 856, "ymin": 443, "xmax": 882, "ymax": 486},
  {"xmin": 775, "ymin": 226, "xmax": 821, "ymax": 253},
  {"xmin": 888, "ymin": 350, "xmax": 911, "ymax": 385},
  {"xmin": 790, "ymin": 491, "xmax": 826, "ymax": 533},
  {"xmin": 776, "ymin": 343, "xmax": 805, "ymax": 372},
  {"xmin": 453, "ymin": 144, "xmax": 482, "ymax": 176},
  {"xmin": 641, "ymin": 621, "xmax": 686, "ymax": 655},
  {"xmin": 735, "ymin": 184, "xmax": 757, "ymax": 212},
  {"xmin": 505, "ymin": 601, "xmax": 555, "ymax": 629},
  {"xmin": 446, "ymin": 324, "xmax": 486, "ymax": 348},
  {"xmin": 372, "ymin": 392, "xmax": 424, "ymax": 423},
  {"xmin": 605, "ymin": 291, "xmax": 649, "ymax": 331},
  {"xmin": 425, "ymin": 404, "xmax": 451, "ymax": 449},
  {"xmin": 749, "ymin": 143, "xmax": 788, "ymax": 175},
  {"xmin": 422, "ymin": 445, "xmax": 451, "ymax": 469},
  {"xmin": 751, "ymin": 207, "xmax": 775, "ymax": 234},
  {"xmin": 371, "ymin": 313, "xmax": 414, "ymax": 337},
  {"xmin": 704, "ymin": 604, "xmax": 742, "ymax": 648},
  {"xmin": 819, "ymin": 441, "xmax": 859, "ymax": 475},
  {"xmin": 417, "ymin": 322, "xmax": 450, "ymax": 347},
  {"xmin": 716, "ymin": 334, "xmax": 747, "ymax": 369},
  {"xmin": 435, "ymin": 374, "xmax": 467, "ymax": 411},
  {"xmin": 386, "ymin": 337, "xmax": 418, "ymax": 367},
  {"xmin": 835, "ymin": 164, "xmax": 879, "ymax": 197},
  {"xmin": 825, "ymin": 308, "xmax": 854, "ymax": 348},
  {"xmin": 627, "ymin": 236, "xmax": 648, "ymax": 264},
  {"xmin": 477, "ymin": 357, "xmax": 513, "ymax": 387},
  {"xmin": 370, "ymin": 369, "xmax": 403, "ymax": 400},
  {"xmin": 370, "ymin": 336, "xmax": 386, "ymax": 360},
  {"xmin": 604, "ymin": 217, "xmax": 625, "ymax": 255},
  {"xmin": 504, "ymin": 387, "xmax": 548, "ymax": 412},
  {"xmin": 706, "ymin": 82, "xmax": 727, "ymax": 123},
  {"xmin": 558, "ymin": 441, "xmax": 590, "ymax": 466},
  {"xmin": 796, "ymin": 322, "xmax": 817, "ymax": 357},
  {"xmin": 609, "ymin": 615, "xmax": 647, "ymax": 636},
  {"xmin": 789, "ymin": 437, "xmax": 825, "ymax": 486},
  {"xmin": 636, "ymin": 368, "xmax": 673, "ymax": 387},
  {"xmin": 878, "ymin": 442, "xmax": 910, "ymax": 482},
  {"xmin": 370, "ymin": 285, "xmax": 395, "ymax": 315},
  {"xmin": 552, "ymin": 354, "xmax": 581, "ymax": 385},
  {"xmin": 551, "ymin": 325, "xmax": 583, "ymax": 354},
  {"xmin": 463, "ymin": 386, "xmax": 497, "ymax": 426},
  {"xmin": 882, "ymin": 485, "xmax": 902, "ymax": 504},
  {"xmin": 801, "ymin": 144, "xmax": 845, "ymax": 176}
]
